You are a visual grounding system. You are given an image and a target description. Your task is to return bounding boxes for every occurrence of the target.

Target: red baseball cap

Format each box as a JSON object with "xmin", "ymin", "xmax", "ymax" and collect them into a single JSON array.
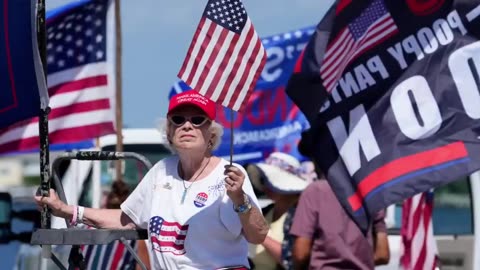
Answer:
[{"xmin": 167, "ymin": 90, "xmax": 216, "ymax": 120}]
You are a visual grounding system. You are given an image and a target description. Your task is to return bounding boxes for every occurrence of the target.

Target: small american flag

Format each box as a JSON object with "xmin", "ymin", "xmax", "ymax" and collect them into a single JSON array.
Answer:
[
  {"xmin": 81, "ymin": 236, "xmax": 137, "ymax": 270},
  {"xmin": 320, "ymin": 0, "xmax": 398, "ymax": 93},
  {"xmin": 178, "ymin": 0, "xmax": 267, "ymax": 112},
  {"xmin": 149, "ymin": 216, "xmax": 189, "ymax": 256},
  {"xmin": 0, "ymin": 0, "xmax": 115, "ymax": 154},
  {"xmin": 400, "ymin": 192, "xmax": 439, "ymax": 270}
]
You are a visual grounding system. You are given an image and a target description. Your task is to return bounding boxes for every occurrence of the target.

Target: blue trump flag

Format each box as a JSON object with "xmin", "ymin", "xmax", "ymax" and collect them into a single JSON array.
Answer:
[
  {"xmin": 170, "ymin": 26, "xmax": 314, "ymax": 164},
  {"xmin": 0, "ymin": 0, "xmax": 48, "ymax": 129}
]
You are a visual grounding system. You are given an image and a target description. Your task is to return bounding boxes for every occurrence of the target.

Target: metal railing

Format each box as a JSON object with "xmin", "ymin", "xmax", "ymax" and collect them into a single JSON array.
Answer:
[{"xmin": 31, "ymin": 151, "xmax": 152, "ymax": 270}]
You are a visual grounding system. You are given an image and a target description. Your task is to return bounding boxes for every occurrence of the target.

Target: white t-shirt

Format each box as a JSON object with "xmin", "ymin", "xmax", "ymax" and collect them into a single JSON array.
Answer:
[{"xmin": 121, "ymin": 156, "xmax": 260, "ymax": 270}]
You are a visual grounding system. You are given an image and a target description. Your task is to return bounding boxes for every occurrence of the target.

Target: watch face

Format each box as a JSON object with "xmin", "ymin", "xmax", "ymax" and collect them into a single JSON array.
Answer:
[
  {"xmin": 236, "ymin": 202, "xmax": 252, "ymax": 213},
  {"xmin": 234, "ymin": 194, "xmax": 252, "ymax": 213}
]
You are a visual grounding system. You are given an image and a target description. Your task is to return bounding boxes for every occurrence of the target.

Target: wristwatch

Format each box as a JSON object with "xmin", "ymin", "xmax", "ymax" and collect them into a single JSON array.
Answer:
[{"xmin": 233, "ymin": 193, "xmax": 252, "ymax": 214}]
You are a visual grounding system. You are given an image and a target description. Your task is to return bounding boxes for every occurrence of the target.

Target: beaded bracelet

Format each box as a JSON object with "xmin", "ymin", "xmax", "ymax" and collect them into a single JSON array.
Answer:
[{"xmin": 70, "ymin": 205, "xmax": 78, "ymax": 227}]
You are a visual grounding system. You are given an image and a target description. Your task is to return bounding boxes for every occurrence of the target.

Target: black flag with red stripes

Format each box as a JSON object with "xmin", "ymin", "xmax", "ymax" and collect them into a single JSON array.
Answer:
[{"xmin": 286, "ymin": 0, "xmax": 480, "ymax": 233}]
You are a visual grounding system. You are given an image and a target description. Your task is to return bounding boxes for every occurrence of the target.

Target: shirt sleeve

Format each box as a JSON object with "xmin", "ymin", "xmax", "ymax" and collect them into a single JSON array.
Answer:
[
  {"xmin": 373, "ymin": 209, "xmax": 387, "ymax": 233},
  {"xmin": 290, "ymin": 183, "xmax": 318, "ymax": 238},
  {"xmin": 220, "ymin": 162, "xmax": 261, "ymax": 236},
  {"xmin": 120, "ymin": 162, "xmax": 159, "ymax": 229}
]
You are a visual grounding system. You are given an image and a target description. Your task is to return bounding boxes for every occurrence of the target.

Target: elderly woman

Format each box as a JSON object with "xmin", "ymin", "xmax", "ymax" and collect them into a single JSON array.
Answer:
[{"xmin": 35, "ymin": 90, "xmax": 268, "ymax": 269}]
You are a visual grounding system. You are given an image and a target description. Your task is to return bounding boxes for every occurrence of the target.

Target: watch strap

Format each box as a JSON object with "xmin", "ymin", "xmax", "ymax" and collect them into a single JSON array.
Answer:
[{"xmin": 234, "ymin": 194, "xmax": 252, "ymax": 213}]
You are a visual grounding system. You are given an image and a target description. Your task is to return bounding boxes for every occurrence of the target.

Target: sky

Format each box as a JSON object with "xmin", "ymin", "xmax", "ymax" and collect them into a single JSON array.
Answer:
[{"xmin": 47, "ymin": 0, "xmax": 334, "ymax": 128}]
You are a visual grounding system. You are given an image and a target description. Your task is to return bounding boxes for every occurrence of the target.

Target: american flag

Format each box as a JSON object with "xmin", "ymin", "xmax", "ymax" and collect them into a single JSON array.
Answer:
[
  {"xmin": 149, "ymin": 216, "xmax": 189, "ymax": 256},
  {"xmin": 81, "ymin": 235, "xmax": 137, "ymax": 270},
  {"xmin": 320, "ymin": 0, "xmax": 398, "ymax": 93},
  {"xmin": 178, "ymin": 0, "xmax": 267, "ymax": 112},
  {"xmin": 400, "ymin": 192, "xmax": 439, "ymax": 270},
  {"xmin": 0, "ymin": 0, "xmax": 115, "ymax": 154}
]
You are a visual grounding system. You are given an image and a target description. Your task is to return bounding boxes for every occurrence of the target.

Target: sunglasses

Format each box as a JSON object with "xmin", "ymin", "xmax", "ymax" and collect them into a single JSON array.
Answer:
[{"xmin": 168, "ymin": 115, "xmax": 210, "ymax": 127}]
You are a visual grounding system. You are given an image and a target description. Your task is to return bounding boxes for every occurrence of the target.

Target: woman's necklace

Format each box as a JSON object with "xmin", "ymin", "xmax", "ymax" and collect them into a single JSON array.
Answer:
[{"xmin": 180, "ymin": 157, "xmax": 211, "ymax": 204}]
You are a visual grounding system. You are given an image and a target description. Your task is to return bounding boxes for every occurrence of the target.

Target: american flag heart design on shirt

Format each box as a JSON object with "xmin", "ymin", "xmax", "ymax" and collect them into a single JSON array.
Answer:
[{"xmin": 149, "ymin": 216, "xmax": 189, "ymax": 256}]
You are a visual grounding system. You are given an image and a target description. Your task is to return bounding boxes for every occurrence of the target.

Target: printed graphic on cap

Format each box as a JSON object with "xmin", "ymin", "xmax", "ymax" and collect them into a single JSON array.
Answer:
[{"xmin": 194, "ymin": 192, "xmax": 208, "ymax": 208}]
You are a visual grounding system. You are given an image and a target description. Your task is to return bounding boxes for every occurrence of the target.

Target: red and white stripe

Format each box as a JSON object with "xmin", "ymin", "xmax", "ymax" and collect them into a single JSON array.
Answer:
[
  {"xmin": 151, "ymin": 221, "xmax": 189, "ymax": 256},
  {"xmin": 80, "ymin": 232, "xmax": 136, "ymax": 269},
  {"xmin": 320, "ymin": 13, "xmax": 398, "ymax": 93},
  {"xmin": 178, "ymin": 17, "xmax": 266, "ymax": 112},
  {"xmin": 400, "ymin": 192, "xmax": 439, "ymax": 270},
  {"xmin": 79, "ymin": 225, "xmax": 136, "ymax": 270},
  {"xmin": 0, "ymin": 62, "xmax": 115, "ymax": 153}
]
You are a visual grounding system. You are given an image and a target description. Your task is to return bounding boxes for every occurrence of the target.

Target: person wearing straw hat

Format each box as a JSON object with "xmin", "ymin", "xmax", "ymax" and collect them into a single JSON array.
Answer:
[
  {"xmin": 36, "ymin": 90, "xmax": 268, "ymax": 270},
  {"xmin": 246, "ymin": 152, "xmax": 308, "ymax": 270}
]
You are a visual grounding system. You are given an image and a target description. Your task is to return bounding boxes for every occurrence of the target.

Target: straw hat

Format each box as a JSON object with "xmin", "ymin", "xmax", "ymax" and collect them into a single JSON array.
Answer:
[{"xmin": 247, "ymin": 152, "xmax": 308, "ymax": 194}]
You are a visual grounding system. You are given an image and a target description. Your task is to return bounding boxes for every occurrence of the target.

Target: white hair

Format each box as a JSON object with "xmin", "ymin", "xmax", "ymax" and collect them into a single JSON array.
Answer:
[
  {"xmin": 156, "ymin": 118, "xmax": 224, "ymax": 153},
  {"xmin": 156, "ymin": 118, "xmax": 174, "ymax": 152},
  {"xmin": 208, "ymin": 121, "xmax": 224, "ymax": 151}
]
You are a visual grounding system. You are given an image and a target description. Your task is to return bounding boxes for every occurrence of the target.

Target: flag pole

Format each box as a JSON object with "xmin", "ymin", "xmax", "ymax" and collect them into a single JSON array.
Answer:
[
  {"xmin": 229, "ymin": 109, "xmax": 234, "ymax": 166},
  {"xmin": 37, "ymin": 0, "xmax": 52, "ymax": 258},
  {"xmin": 114, "ymin": 0, "xmax": 123, "ymax": 181}
]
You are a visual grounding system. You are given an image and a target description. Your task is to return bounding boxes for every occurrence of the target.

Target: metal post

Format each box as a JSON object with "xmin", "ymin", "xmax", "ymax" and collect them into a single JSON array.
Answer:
[
  {"xmin": 36, "ymin": 0, "xmax": 52, "ymax": 258},
  {"xmin": 114, "ymin": 0, "xmax": 124, "ymax": 180}
]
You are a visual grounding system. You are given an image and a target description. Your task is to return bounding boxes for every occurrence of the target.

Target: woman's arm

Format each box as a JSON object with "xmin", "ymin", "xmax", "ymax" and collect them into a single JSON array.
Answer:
[
  {"xmin": 35, "ymin": 189, "xmax": 136, "ymax": 229},
  {"xmin": 261, "ymin": 235, "xmax": 283, "ymax": 265},
  {"xmin": 80, "ymin": 207, "xmax": 136, "ymax": 229},
  {"xmin": 236, "ymin": 204, "xmax": 269, "ymax": 244},
  {"xmin": 224, "ymin": 165, "xmax": 268, "ymax": 244}
]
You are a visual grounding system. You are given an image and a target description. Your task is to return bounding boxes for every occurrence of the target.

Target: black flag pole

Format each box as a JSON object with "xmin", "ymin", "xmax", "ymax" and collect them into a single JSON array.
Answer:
[
  {"xmin": 37, "ymin": 0, "xmax": 52, "ymax": 258},
  {"xmin": 229, "ymin": 109, "xmax": 234, "ymax": 166}
]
